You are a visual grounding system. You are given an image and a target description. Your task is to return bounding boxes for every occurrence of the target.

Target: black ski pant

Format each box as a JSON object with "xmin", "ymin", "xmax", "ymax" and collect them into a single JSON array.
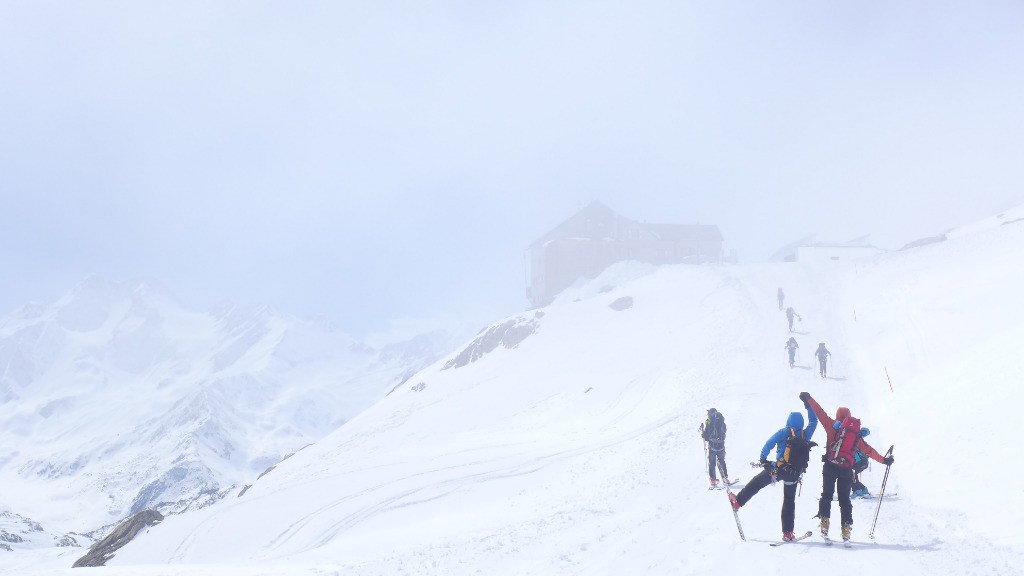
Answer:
[
  {"xmin": 818, "ymin": 462, "xmax": 854, "ymax": 526},
  {"xmin": 735, "ymin": 468, "xmax": 799, "ymax": 533},
  {"xmin": 708, "ymin": 448, "xmax": 728, "ymax": 480},
  {"xmin": 787, "ymin": 349, "xmax": 796, "ymax": 366},
  {"xmin": 818, "ymin": 357, "xmax": 827, "ymax": 377}
]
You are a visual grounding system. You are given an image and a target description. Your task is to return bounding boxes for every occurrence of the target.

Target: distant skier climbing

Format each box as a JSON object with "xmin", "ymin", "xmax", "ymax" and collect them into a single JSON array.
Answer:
[
  {"xmin": 814, "ymin": 343, "xmax": 831, "ymax": 378},
  {"xmin": 700, "ymin": 408, "xmax": 731, "ymax": 488},
  {"xmin": 777, "ymin": 288, "xmax": 785, "ymax": 311},
  {"xmin": 728, "ymin": 401, "xmax": 818, "ymax": 542},
  {"xmin": 784, "ymin": 337, "xmax": 799, "ymax": 368},
  {"xmin": 785, "ymin": 307, "xmax": 801, "ymax": 332}
]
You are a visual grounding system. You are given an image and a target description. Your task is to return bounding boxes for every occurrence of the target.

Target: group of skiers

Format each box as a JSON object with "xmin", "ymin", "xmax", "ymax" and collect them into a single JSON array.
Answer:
[
  {"xmin": 704, "ymin": 396, "xmax": 893, "ymax": 544},
  {"xmin": 698, "ymin": 287, "xmax": 895, "ymax": 545},
  {"xmin": 780, "ymin": 288, "xmax": 831, "ymax": 377},
  {"xmin": 787, "ymin": 337, "xmax": 832, "ymax": 378}
]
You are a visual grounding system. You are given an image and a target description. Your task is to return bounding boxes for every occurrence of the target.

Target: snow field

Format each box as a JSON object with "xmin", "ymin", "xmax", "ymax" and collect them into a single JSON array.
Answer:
[{"xmin": 8, "ymin": 213, "xmax": 1024, "ymax": 575}]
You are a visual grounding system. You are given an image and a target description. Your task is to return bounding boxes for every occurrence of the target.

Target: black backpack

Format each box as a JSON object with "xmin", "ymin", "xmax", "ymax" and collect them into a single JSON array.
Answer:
[
  {"xmin": 703, "ymin": 413, "xmax": 726, "ymax": 449},
  {"xmin": 778, "ymin": 428, "xmax": 817, "ymax": 481}
]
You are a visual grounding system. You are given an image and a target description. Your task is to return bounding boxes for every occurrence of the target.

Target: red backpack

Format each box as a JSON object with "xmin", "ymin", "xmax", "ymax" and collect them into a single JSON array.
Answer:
[{"xmin": 827, "ymin": 416, "xmax": 861, "ymax": 468}]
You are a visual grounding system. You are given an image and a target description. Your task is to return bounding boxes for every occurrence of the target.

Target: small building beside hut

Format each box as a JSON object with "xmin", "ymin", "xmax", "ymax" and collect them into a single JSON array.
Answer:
[{"xmin": 770, "ymin": 236, "xmax": 886, "ymax": 263}]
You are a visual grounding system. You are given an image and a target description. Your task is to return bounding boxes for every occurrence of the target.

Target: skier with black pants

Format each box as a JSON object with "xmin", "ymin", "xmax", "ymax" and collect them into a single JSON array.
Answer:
[
  {"xmin": 785, "ymin": 337, "xmax": 799, "ymax": 368},
  {"xmin": 728, "ymin": 403, "xmax": 818, "ymax": 541},
  {"xmin": 785, "ymin": 307, "xmax": 801, "ymax": 332},
  {"xmin": 801, "ymin": 392, "xmax": 893, "ymax": 543},
  {"xmin": 700, "ymin": 408, "xmax": 731, "ymax": 487},
  {"xmin": 814, "ymin": 343, "xmax": 831, "ymax": 378}
]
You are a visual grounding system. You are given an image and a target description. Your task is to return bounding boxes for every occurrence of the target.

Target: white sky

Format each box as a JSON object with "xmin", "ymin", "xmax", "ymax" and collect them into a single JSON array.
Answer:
[{"xmin": 2, "ymin": 1, "xmax": 1023, "ymax": 337}]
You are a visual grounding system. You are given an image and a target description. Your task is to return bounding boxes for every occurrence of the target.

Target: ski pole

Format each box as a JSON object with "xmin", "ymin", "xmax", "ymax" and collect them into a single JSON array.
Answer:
[
  {"xmin": 868, "ymin": 445, "xmax": 894, "ymax": 539},
  {"xmin": 703, "ymin": 439, "xmax": 709, "ymax": 477}
]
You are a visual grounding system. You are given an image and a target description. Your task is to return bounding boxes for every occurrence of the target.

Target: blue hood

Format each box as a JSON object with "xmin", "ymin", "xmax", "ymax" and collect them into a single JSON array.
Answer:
[{"xmin": 786, "ymin": 412, "xmax": 804, "ymax": 430}]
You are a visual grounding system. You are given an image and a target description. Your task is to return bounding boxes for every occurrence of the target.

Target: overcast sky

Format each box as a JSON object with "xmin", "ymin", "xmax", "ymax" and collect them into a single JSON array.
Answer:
[{"xmin": 2, "ymin": 1, "xmax": 1023, "ymax": 340}]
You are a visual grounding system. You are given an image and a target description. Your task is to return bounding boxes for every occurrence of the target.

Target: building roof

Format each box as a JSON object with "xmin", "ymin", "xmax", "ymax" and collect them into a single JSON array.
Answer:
[{"xmin": 529, "ymin": 201, "xmax": 722, "ymax": 247}]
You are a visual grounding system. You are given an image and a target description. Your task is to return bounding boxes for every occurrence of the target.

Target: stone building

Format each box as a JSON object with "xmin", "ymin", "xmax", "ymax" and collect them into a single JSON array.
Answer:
[{"xmin": 526, "ymin": 201, "xmax": 723, "ymax": 307}]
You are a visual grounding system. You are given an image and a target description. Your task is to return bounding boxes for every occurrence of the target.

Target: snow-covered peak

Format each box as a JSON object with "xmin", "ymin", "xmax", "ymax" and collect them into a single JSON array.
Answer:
[{"xmin": 0, "ymin": 277, "xmax": 457, "ymax": 538}]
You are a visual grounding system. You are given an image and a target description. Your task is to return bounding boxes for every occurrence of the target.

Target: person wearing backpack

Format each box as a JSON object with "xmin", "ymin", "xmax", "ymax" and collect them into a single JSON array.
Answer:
[
  {"xmin": 728, "ymin": 402, "xmax": 818, "ymax": 541},
  {"xmin": 700, "ymin": 408, "xmax": 731, "ymax": 488},
  {"xmin": 851, "ymin": 427, "xmax": 874, "ymax": 498},
  {"xmin": 800, "ymin": 392, "xmax": 893, "ymax": 543},
  {"xmin": 814, "ymin": 343, "xmax": 831, "ymax": 378},
  {"xmin": 777, "ymin": 288, "xmax": 785, "ymax": 311},
  {"xmin": 785, "ymin": 337, "xmax": 799, "ymax": 368},
  {"xmin": 785, "ymin": 307, "xmax": 801, "ymax": 332}
]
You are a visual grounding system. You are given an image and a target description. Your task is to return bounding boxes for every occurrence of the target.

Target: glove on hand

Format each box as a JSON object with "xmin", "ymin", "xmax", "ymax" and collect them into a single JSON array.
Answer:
[
  {"xmin": 759, "ymin": 458, "xmax": 770, "ymax": 468},
  {"xmin": 799, "ymin": 392, "xmax": 810, "ymax": 402},
  {"xmin": 883, "ymin": 456, "xmax": 894, "ymax": 466}
]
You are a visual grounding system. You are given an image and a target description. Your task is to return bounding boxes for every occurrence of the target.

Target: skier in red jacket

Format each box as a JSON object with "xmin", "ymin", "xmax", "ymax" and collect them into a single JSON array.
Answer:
[{"xmin": 800, "ymin": 392, "xmax": 893, "ymax": 544}]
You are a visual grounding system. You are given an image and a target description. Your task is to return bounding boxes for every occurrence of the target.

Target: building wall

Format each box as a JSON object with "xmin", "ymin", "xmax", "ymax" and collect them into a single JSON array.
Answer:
[{"xmin": 528, "ymin": 236, "xmax": 723, "ymax": 306}]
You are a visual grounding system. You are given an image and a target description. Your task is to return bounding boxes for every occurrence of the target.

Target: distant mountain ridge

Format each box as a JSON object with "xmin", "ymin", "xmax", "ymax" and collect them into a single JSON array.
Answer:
[{"xmin": 0, "ymin": 276, "xmax": 462, "ymax": 543}]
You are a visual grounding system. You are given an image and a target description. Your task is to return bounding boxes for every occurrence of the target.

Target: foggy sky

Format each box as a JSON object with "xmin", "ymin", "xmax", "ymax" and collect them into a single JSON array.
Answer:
[{"xmin": 2, "ymin": 1, "xmax": 1023, "ymax": 339}]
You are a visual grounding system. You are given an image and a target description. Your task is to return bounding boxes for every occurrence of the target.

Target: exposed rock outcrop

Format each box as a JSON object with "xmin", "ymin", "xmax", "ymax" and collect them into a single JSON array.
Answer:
[
  {"xmin": 441, "ymin": 312, "xmax": 543, "ymax": 370},
  {"xmin": 608, "ymin": 296, "xmax": 634, "ymax": 311},
  {"xmin": 72, "ymin": 509, "xmax": 163, "ymax": 567},
  {"xmin": 899, "ymin": 234, "xmax": 947, "ymax": 251}
]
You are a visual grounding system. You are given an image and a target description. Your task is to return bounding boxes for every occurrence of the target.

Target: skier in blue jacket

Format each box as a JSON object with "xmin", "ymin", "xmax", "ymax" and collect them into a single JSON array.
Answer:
[
  {"xmin": 851, "ymin": 427, "xmax": 873, "ymax": 498},
  {"xmin": 729, "ymin": 403, "xmax": 818, "ymax": 541}
]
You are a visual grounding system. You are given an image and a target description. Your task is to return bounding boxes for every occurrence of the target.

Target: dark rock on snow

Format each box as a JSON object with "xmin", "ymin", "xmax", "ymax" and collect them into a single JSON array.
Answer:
[{"xmin": 72, "ymin": 509, "xmax": 163, "ymax": 567}]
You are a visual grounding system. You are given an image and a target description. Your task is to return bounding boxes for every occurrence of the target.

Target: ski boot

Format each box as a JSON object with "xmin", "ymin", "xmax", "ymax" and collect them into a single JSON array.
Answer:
[
  {"xmin": 709, "ymin": 478, "xmax": 719, "ymax": 489},
  {"xmin": 728, "ymin": 492, "xmax": 741, "ymax": 510},
  {"xmin": 841, "ymin": 522, "xmax": 852, "ymax": 543},
  {"xmin": 782, "ymin": 531, "xmax": 795, "ymax": 542},
  {"xmin": 852, "ymin": 487, "xmax": 870, "ymax": 499},
  {"xmin": 818, "ymin": 516, "xmax": 830, "ymax": 537}
]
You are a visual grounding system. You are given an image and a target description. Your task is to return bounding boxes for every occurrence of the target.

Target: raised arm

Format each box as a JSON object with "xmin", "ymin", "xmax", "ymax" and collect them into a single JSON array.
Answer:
[
  {"xmin": 804, "ymin": 403, "xmax": 818, "ymax": 439},
  {"xmin": 859, "ymin": 437, "xmax": 891, "ymax": 464},
  {"xmin": 801, "ymin": 392, "xmax": 833, "ymax": 431}
]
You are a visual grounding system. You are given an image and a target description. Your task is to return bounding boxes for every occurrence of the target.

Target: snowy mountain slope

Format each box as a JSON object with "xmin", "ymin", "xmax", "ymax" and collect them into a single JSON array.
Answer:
[
  {"xmin": 10, "ymin": 207, "xmax": 1024, "ymax": 575},
  {"xmin": 842, "ymin": 207, "xmax": 1024, "ymax": 548},
  {"xmin": 0, "ymin": 277, "xmax": 459, "ymax": 542}
]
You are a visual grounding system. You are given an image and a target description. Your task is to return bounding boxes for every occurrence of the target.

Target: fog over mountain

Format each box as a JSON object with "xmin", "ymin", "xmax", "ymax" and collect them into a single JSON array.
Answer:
[
  {"xmin": 0, "ymin": 276, "xmax": 467, "ymax": 544},
  {"xmin": 3, "ymin": 2, "xmax": 1022, "ymax": 337}
]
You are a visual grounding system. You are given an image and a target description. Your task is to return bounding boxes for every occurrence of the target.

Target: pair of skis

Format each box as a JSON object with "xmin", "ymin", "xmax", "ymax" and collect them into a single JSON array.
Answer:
[
  {"xmin": 708, "ymin": 478, "xmax": 739, "ymax": 490},
  {"xmin": 772, "ymin": 531, "xmax": 858, "ymax": 548},
  {"xmin": 821, "ymin": 533, "xmax": 854, "ymax": 548},
  {"xmin": 769, "ymin": 530, "xmax": 813, "ymax": 546}
]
